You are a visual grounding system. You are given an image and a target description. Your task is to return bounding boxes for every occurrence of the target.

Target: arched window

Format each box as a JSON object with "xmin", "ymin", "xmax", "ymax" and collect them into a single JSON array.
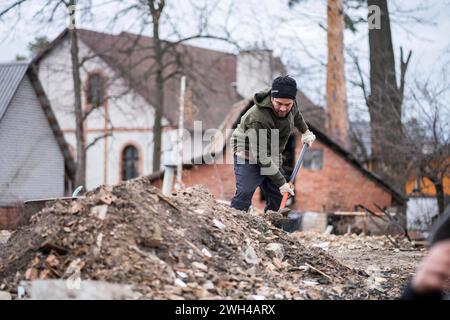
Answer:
[
  {"xmin": 86, "ymin": 73, "xmax": 106, "ymax": 107},
  {"xmin": 121, "ymin": 145, "xmax": 139, "ymax": 180}
]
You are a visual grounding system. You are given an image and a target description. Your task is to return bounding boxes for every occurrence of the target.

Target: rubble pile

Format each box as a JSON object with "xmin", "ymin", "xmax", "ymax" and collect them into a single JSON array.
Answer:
[
  {"xmin": 0, "ymin": 230, "xmax": 11, "ymax": 245},
  {"xmin": 293, "ymin": 231, "xmax": 424, "ymax": 297},
  {"xmin": 293, "ymin": 231, "xmax": 419, "ymax": 252},
  {"xmin": 0, "ymin": 177, "xmax": 411, "ymax": 299}
]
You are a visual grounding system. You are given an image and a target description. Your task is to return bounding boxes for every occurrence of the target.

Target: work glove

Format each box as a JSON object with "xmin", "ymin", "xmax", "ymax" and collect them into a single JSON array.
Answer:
[
  {"xmin": 279, "ymin": 182, "xmax": 295, "ymax": 196},
  {"xmin": 301, "ymin": 129, "xmax": 316, "ymax": 147}
]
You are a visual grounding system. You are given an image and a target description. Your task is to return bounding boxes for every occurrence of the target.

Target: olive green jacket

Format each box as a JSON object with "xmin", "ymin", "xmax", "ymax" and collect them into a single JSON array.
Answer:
[{"xmin": 230, "ymin": 88, "xmax": 309, "ymax": 187}]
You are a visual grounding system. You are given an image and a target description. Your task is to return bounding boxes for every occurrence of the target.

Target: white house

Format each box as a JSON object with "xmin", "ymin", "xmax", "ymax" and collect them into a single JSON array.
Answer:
[
  {"xmin": 0, "ymin": 62, "xmax": 75, "ymax": 228},
  {"xmin": 33, "ymin": 28, "xmax": 286, "ymax": 190}
]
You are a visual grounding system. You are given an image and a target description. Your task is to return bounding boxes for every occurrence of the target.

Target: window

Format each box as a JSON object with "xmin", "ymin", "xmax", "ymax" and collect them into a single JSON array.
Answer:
[
  {"xmin": 121, "ymin": 145, "xmax": 139, "ymax": 180},
  {"xmin": 86, "ymin": 73, "xmax": 105, "ymax": 107},
  {"xmin": 303, "ymin": 149, "xmax": 323, "ymax": 170}
]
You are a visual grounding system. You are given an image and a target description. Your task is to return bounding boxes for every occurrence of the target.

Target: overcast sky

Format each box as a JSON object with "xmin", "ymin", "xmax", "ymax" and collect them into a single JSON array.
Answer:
[{"xmin": 1, "ymin": 0, "xmax": 449, "ymax": 121}]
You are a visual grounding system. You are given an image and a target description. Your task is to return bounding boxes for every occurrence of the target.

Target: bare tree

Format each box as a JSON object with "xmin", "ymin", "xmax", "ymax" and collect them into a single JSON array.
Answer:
[
  {"xmin": 404, "ymin": 72, "xmax": 450, "ymax": 215},
  {"xmin": 367, "ymin": 0, "xmax": 412, "ymax": 188},
  {"xmin": 67, "ymin": 0, "xmax": 86, "ymax": 188},
  {"xmin": 148, "ymin": 0, "xmax": 165, "ymax": 172},
  {"xmin": 0, "ymin": 0, "xmax": 102, "ymax": 189},
  {"xmin": 100, "ymin": 0, "xmax": 237, "ymax": 172}
]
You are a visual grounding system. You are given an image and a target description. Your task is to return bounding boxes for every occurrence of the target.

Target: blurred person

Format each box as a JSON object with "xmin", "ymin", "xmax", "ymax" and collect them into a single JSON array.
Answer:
[{"xmin": 401, "ymin": 206, "xmax": 450, "ymax": 300}]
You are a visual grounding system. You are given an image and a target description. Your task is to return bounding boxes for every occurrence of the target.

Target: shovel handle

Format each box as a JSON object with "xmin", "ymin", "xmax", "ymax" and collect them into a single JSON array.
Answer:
[
  {"xmin": 278, "ymin": 144, "xmax": 310, "ymax": 211},
  {"xmin": 280, "ymin": 192, "xmax": 289, "ymax": 209}
]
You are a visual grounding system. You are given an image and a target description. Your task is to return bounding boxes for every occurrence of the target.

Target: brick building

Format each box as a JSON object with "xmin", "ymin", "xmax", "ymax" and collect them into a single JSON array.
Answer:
[
  {"xmin": 32, "ymin": 28, "xmax": 303, "ymax": 190},
  {"xmin": 151, "ymin": 99, "xmax": 405, "ymax": 217}
]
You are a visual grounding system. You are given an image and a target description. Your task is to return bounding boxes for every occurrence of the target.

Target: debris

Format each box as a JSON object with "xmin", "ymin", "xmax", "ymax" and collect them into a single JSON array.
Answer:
[
  {"xmin": 243, "ymin": 246, "xmax": 260, "ymax": 265},
  {"xmin": 0, "ymin": 177, "xmax": 421, "ymax": 300},
  {"xmin": 313, "ymin": 242, "xmax": 330, "ymax": 252},
  {"xmin": 25, "ymin": 267, "xmax": 39, "ymax": 280},
  {"xmin": 140, "ymin": 224, "xmax": 162, "ymax": 248},
  {"xmin": 265, "ymin": 243, "xmax": 284, "ymax": 260},
  {"xmin": 303, "ymin": 280, "xmax": 319, "ymax": 286},
  {"xmin": 98, "ymin": 190, "xmax": 115, "ymax": 205},
  {"xmin": 194, "ymin": 209, "xmax": 205, "ymax": 215},
  {"xmin": 29, "ymin": 280, "xmax": 135, "ymax": 300},
  {"xmin": 39, "ymin": 241, "xmax": 69, "ymax": 255},
  {"xmin": 212, "ymin": 219, "xmax": 226, "ymax": 230},
  {"xmin": 201, "ymin": 248, "xmax": 212, "ymax": 258},
  {"xmin": 157, "ymin": 194, "xmax": 180, "ymax": 212},
  {"xmin": 193, "ymin": 287, "xmax": 209, "ymax": 298},
  {"xmin": 305, "ymin": 263, "xmax": 332, "ymax": 281},
  {"xmin": 0, "ymin": 230, "xmax": 11, "ymax": 245},
  {"xmin": 175, "ymin": 279, "xmax": 187, "ymax": 288},
  {"xmin": 202, "ymin": 281, "xmax": 215, "ymax": 291},
  {"xmin": 272, "ymin": 257, "xmax": 284, "ymax": 269},
  {"xmin": 70, "ymin": 202, "xmax": 83, "ymax": 214},
  {"xmin": 324, "ymin": 225, "xmax": 333, "ymax": 235},
  {"xmin": 45, "ymin": 254, "xmax": 59, "ymax": 268},
  {"xmin": 192, "ymin": 262, "xmax": 208, "ymax": 271},
  {"xmin": 91, "ymin": 205, "xmax": 108, "ymax": 220}
]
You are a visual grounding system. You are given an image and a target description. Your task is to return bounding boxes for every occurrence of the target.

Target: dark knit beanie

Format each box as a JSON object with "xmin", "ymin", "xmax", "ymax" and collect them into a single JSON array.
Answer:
[{"xmin": 270, "ymin": 76, "xmax": 297, "ymax": 100}]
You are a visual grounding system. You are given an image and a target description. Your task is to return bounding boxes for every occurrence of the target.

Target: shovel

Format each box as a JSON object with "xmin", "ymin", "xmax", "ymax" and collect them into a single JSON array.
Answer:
[{"xmin": 271, "ymin": 144, "xmax": 309, "ymax": 232}]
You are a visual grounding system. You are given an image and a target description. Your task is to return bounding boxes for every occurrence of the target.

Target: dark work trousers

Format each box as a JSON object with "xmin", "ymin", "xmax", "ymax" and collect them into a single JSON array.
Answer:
[{"xmin": 230, "ymin": 155, "xmax": 283, "ymax": 212}]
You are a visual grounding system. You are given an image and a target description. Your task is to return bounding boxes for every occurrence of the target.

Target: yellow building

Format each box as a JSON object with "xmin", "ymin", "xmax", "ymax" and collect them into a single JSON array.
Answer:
[{"xmin": 405, "ymin": 176, "xmax": 450, "ymax": 196}]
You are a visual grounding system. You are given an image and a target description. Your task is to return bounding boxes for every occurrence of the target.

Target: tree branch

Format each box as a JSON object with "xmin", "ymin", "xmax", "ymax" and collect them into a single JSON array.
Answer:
[
  {"xmin": 85, "ymin": 132, "xmax": 113, "ymax": 150},
  {"xmin": 0, "ymin": 0, "xmax": 27, "ymax": 18},
  {"xmin": 352, "ymin": 53, "xmax": 369, "ymax": 106},
  {"xmin": 399, "ymin": 46, "xmax": 412, "ymax": 105}
]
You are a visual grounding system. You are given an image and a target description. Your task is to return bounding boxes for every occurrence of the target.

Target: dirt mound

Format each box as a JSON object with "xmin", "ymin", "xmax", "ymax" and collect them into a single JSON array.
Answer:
[{"xmin": 0, "ymin": 177, "xmax": 403, "ymax": 299}]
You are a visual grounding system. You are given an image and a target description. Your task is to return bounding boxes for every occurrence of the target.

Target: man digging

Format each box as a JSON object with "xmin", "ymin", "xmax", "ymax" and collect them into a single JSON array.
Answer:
[{"xmin": 230, "ymin": 75, "xmax": 315, "ymax": 226}]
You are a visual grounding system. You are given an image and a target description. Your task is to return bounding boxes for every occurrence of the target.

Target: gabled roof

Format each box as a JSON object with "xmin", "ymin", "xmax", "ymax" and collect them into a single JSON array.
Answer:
[
  {"xmin": 33, "ymin": 28, "xmax": 241, "ymax": 130},
  {"xmin": 33, "ymin": 28, "xmax": 326, "ymax": 131},
  {"xmin": 0, "ymin": 62, "xmax": 28, "ymax": 121},
  {"xmin": 0, "ymin": 62, "xmax": 76, "ymax": 180}
]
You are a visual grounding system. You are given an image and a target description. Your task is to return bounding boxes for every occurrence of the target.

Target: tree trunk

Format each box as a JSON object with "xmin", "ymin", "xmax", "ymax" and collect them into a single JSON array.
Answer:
[
  {"xmin": 69, "ymin": 2, "xmax": 86, "ymax": 188},
  {"xmin": 326, "ymin": 0, "xmax": 349, "ymax": 150},
  {"xmin": 153, "ymin": 68, "xmax": 164, "ymax": 172},
  {"xmin": 149, "ymin": 0, "xmax": 165, "ymax": 172},
  {"xmin": 367, "ymin": 0, "xmax": 405, "ymax": 189},
  {"xmin": 434, "ymin": 181, "xmax": 445, "ymax": 215}
]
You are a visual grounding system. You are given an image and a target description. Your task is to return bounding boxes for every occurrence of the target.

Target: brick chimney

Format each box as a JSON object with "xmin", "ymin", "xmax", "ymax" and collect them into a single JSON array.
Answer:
[
  {"xmin": 326, "ymin": 0, "xmax": 349, "ymax": 149},
  {"xmin": 236, "ymin": 50, "xmax": 284, "ymax": 98}
]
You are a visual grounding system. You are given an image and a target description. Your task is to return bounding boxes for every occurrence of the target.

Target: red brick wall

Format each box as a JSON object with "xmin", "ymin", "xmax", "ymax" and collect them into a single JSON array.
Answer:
[
  {"xmin": 179, "ymin": 148, "xmax": 237, "ymax": 201},
  {"xmin": 0, "ymin": 207, "xmax": 19, "ymax": 230},
  {"xmin": 152, "ymin": 134, "xmax": 393, "ymax": 213},
  {"xmin": 291, "ymin": 132, "xmax": 392, "ymax": 213}
]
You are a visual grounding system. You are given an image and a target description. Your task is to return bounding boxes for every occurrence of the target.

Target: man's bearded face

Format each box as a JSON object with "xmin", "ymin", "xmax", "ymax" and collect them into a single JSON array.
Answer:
[{"xmin": 271, "ymin": 98, "xmax": 294, "ymax": 118}]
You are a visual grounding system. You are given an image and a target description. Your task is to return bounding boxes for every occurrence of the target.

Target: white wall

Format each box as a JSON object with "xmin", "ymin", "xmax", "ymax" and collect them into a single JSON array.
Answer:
[
  {"xmin": 236, "ymin": 50, "xmax": 283, "ymax": 98},
  {"xmin": 0, "ymin": 76, "xmax": 64, "ymax": 205},
  {"xmin": 407, "ymin": 197, "xmax": 439, "ymax": 235},
  {"xmin": 38, "ymin": 37, "xmax": 175, "ymax": 190}
]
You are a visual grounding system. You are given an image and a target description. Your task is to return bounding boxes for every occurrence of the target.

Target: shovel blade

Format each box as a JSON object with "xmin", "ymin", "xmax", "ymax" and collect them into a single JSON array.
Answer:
[{"xmin": 281, "ymin": 212, "xmax": 303, "ymax": 232}]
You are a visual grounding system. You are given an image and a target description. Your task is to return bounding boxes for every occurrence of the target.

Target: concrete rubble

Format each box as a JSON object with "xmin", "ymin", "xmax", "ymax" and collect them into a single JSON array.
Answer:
[{"xmin": 0, "ymin": 176, "xmax": 423, "ymax": 300}]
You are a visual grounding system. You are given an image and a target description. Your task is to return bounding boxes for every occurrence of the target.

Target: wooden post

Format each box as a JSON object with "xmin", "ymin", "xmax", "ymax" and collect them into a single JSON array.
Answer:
[{"xmin": 175, "ymin": 76, "xmax": 186, "ymax": 190}]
